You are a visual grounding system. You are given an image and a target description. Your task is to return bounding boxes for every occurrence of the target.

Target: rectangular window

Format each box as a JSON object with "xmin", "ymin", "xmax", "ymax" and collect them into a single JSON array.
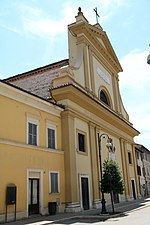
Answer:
[
  {"xmin": 78, "ymin": 133, "xmax": 85, "ymax": 152},
  {"xmin": 145, "ymin": 154, "xmax": 148, "ymax": 161},
  {"xmin": 26, "ymin": 114, "xmax": 39, "ymax": 146},
  {"xmin": 28, "ymin": 123, "xmax": 37, "ymax": 145},
  {"xmin": 128, "ymin": 152, "xmax": 132, "ymax": 164},
  {"xmin": 48, "ymin": 128, "xmax": 55, "ymax": 149},
  {"xmin": 49, "ymin": 172, "xmax": 59, "ymax": 193},
  {"xmin": 46, "ymin": 121, "xmax": 57, "ymax": 149},
  {"xmin": 141, "ymin": 153, "xmax": 144, "ymax": 160},
  {"xmin": 137, "ymin": 165, "xmax": 141, "ymax": 176},
  {"xmin": 143, "ymin": 167, "xmax": 146, "ymax": 176}
]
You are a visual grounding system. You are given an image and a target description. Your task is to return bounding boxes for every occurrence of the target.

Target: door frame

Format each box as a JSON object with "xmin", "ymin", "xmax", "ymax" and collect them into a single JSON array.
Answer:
[
  {"xmin": 27, "ymin": 169, "xmax": 43, "ymax": 215},
  {"xmin": 79, "ymin": 174, "xmax": 91, "ymax": 210},
  {"xmin": 28, "ymin": 178, "xmax": 40, "ymax": 215},
  {"xmin": 131, "ymin": 179, "xmax": 136, "ymax": 199}
]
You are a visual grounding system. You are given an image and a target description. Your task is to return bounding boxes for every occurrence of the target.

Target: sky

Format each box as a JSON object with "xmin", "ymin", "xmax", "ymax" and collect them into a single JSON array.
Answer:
[{"xmin": 0, "ymin": 0, "xmax": 150, "ymax": 149}]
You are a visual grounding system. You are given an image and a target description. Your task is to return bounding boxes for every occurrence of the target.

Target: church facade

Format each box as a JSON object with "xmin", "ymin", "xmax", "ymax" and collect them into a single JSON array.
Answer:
[{"xmin": 0, "ymin": 9, "xmax": 140, "ymax": 221}]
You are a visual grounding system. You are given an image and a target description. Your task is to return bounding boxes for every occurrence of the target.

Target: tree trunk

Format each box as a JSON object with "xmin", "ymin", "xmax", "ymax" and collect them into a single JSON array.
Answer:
[{"xmin": 110, "ymin": 192, "xmax": 115, "ymax": 213}]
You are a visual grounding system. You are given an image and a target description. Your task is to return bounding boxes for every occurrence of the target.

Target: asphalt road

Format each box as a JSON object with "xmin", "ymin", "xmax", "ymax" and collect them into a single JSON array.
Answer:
[
  {"xmin": 101, "ymin": 205, "xmax": 150, "ymax": 225},
  {"xmin": 51, "ymin": 199, "xmax": 150, "ymax": 225}
]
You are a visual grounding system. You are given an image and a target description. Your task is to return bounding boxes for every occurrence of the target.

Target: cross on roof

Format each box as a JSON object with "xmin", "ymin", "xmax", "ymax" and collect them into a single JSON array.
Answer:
[{"xmin": 94, "ymin": 7, "xmax": 100, "ymax": 23}]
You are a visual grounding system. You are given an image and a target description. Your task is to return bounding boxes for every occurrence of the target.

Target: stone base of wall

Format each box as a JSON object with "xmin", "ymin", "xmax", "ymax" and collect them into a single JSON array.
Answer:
[
  {"xmin": 57, "ymin": 204, "xmax": 65, "ymax": 213},
  {"xmin": 93, "ymin": 199, "xmax": 101, "ymax": 209},
  {"xmin": 65, "ymin": 202, "xmax": 81, "ymax": 213},
  {"xmin": 0, "ymin": 211, "xmax": 28, "ymax": 223}
]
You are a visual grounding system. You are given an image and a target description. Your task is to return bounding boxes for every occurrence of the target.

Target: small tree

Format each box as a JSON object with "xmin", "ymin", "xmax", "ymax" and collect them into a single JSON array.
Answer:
[{"xmin": 101, "ymin": 160, "xmax": 124, "ymax": 213}]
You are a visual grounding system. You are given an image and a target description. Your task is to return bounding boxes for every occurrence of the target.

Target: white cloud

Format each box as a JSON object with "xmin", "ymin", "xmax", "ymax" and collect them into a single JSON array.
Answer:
[
  {"xmin": 17, "ymin": 4, "xmax": 42, "ymax": 17},
  {"xmin": 120, "ymin": 49, "xmax": 150, "ymax": 89},
  {"xmin": 97, "ymin": 0, "xmax": 126, "ymax": 11},
  {"xmin": 0, "ymin": 0, "xmax": 129, "ymax": 42},
  {"xmin": 13, "ymin": 0, "xmax": 128, "ymax": 39},
  {"xmin": 23, "ymin": 18, "xmax": 67, "ymax": 40},
  {"xmin": 62, "ymin": 0, "xmax": 128, "ymax": 24},
  {"xmin": 0, "ymin": 24, "xmax": 22, "ymax": 35},
  {"xmin": 119, "ymin": 49, "xmax": 150, "ymax": 149},
  {"xmin": 13, "ymin": 3, "xmax": 76, "ymax": 40}
]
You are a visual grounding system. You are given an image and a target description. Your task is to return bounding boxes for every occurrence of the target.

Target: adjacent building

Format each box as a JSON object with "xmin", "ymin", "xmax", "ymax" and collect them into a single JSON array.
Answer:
[
  {"xmin": 135, "ymin": 144, "xmax": 150, "ymax": 196},
  {"xmin": 143, "ymin": 146, "xmax": 150, "ymax": 195},
  {"xmin": 0, "ymin": 81, "xmax": 65, "ymax": 222},
  {"xmin": 0, "ymin": 8, "xmax": 141, "ymax": 222},
  {"xmin": 135, "ymin": 144, "xmax": 145, "ymax": 196}
]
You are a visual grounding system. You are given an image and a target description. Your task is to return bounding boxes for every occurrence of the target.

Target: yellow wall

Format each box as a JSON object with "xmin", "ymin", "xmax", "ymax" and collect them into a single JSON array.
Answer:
[
  {"xmin": 75, "ymin": 118, "xmax": 92, "ymax": 204},
  {"xmin": 0, "ymin": 144, "xmax": 65, "ymax": 212},
  {"xmin": 0, "ymin": 86, "xmax": 65, "ymax": 220},
  {"xmin": 0, "ymin": 96, "xmax": 62, "ymax": 149}
]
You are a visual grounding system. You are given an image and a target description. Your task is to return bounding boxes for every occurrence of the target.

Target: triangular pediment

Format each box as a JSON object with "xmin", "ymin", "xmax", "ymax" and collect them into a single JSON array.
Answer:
[
  {"xmin": 69, "ymin": 20, "xmax": 122, "ymax": 73},
  {"xmin": 88, "ymin": 24, "xmax": 122, "ymax": 71}
]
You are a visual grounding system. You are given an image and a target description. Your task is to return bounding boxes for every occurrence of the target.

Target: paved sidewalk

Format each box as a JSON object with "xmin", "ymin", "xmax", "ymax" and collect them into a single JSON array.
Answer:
[{"xmin": 2, "ymin": 197, "xmax": 150, "ymax": 225}]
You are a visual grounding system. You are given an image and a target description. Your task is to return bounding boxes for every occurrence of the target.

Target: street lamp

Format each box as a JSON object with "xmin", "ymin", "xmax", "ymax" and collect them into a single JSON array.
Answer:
[
  {"xmin": 147, "ymin": 53, "xmax": 150, "ymax": 65},
  {"xmin": 98, "ymin": 133, "xmax": 114, "ymax": 214},
  {"xmin": 147, "ymin": 44, "xmax": 150, "ymax": 65}
]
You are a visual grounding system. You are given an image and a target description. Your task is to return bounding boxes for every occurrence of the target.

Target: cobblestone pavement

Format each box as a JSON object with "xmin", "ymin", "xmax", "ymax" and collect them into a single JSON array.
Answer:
[{"xmin": 2, "ymin": 197, "xmax": 150, "ymax": 225}]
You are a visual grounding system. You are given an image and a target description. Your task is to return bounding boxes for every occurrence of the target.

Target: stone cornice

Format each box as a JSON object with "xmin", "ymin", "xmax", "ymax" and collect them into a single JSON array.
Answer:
[
  {"xmin": 0, "ymin": 139, "xmax": 64, "ymax": 155},
  {"xmin": 51, "ymin": 83, "xmax": 140, "ymax": 137}
]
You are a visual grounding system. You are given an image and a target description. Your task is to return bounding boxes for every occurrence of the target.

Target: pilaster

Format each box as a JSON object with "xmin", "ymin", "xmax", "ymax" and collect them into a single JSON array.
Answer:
[
  {"xmin": 88, "ymin": 122, "xmax": 100, "ymax": 208},
  {"xmin": 112, "ymin": 73, "xmax": 121, "ymax": 113},
  {"xmin": 132, "ymin": 143, "xmax": 141, "ymax": 198},
  {"xmin": 120, "ymin": 138, "xmax": 130, "ymax": 200},
  {"xmin": 89, "ymin": 47, "xmax": 95, "ymax": 93},
  {"xmin": 83, "ymin": 45, "xmax": 90, "ymax": 88},
  {"xmin": 61, "ymin": 110, "xmax": 81, "ymax": 212}
]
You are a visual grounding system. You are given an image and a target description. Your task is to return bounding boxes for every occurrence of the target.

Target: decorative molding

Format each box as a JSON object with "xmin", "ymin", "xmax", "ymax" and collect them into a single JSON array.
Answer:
[
  {"xmin": 69, "ymin": 22, "xmax": 122, "ymax": 73},
  {"xmin": 0, "ymin": 139, "xmax": 64, "ymax": 155}
]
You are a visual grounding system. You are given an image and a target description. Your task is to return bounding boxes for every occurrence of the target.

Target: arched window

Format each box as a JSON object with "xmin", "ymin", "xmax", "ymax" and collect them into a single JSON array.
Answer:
[{"xmin": 100, "ymin": 90, "xmax": 110, "ymax": 106}]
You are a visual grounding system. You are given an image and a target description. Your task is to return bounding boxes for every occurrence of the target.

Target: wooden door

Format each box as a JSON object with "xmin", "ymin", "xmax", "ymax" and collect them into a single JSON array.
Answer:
[{"xmin": 81, "ymin": 177, "xmax": 89, "ymax": 210}]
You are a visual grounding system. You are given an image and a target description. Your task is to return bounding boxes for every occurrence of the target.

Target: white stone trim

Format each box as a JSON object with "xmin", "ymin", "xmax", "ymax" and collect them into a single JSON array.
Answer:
[
  {"xmin": 27, "ymin": 169, "xmax": 44, "ymax": 215},
  {"xmin": 79, "ymin": 174, "xmax": 92, "ymax": 210},
  {"xmin": 46, "ymin": 120, "xmax": 58, "ymax": 149},
  {"xmin": 49, "ymin": 170, "xmax": 60, "ymax": 194},
  {"xmin": 27, "ymin": 115, "xmax": 39, "ymax": 146},
  {"xmin": 130, "ymin": 178, "xmax": 137, "ymax": 199},
  {"xmin": 65, "ymin": 202, "xmax": 81, "ymax": 213},
  {"xmin": 0, "ymin": 139, "xmax": 64, "ymax": 154},
  {"xmin": 93, "ymin": 199, "xmax": 101, "ymax": 209}
]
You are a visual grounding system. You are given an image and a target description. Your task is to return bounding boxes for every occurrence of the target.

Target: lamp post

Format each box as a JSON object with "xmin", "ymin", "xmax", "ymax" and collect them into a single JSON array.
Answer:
[
  {"xmin": 98, "ymin": 133, "xmax": 114, "ymax": 214},
  {"xmin": 147, "ymin": 44, "xmax": 150, "ymax": 65},
  {"xmin": 147, "ymin": 53, "xmax": 150, "ymax": 64}
]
